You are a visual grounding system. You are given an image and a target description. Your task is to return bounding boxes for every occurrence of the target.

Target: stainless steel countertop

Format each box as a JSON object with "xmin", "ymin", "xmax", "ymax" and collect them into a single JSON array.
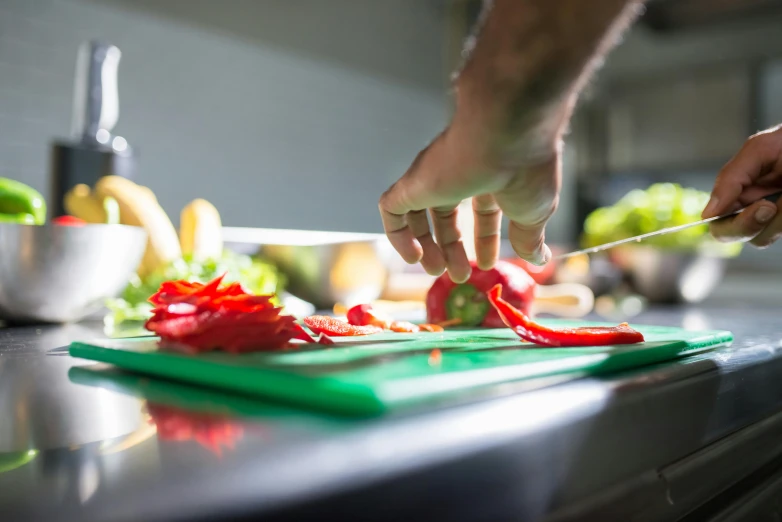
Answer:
[{"xmin": 2, "ymin": 301, "xmax": 782, "ymax": 521}]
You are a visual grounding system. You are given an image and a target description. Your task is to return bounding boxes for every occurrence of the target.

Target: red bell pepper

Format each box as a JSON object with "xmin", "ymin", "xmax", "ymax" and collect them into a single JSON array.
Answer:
[
  {"xmin": 346, "ymin": 304, "xmax": 391, "ymax": 329},
  {"xmin": 145, "ymin": 275, "xmax": 320, "ymax": 353},
  {"xmin": 487, "ymin": 284, "xmax": 644, "ymax": 347},
  {"xmin": 304, "ymin": 315, "xmax": 383, "ymax": 337},
  {"xmin": 426, "ymin": 260, "xmax": 536, "ymax": 328},
  {"xmin": 52, "ymin": 215, "xmax": 86, "ymax": 227}
]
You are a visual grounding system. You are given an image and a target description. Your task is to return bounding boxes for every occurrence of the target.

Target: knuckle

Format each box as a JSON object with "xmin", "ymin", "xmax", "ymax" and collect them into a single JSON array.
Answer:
[
  {"xmin": 746, "ymin": 130, "xmax": 780, "ymax": 157},
  {"xmin": 474, "ymin": 205, "xmax": 500, "ymax": 217},
  {"xmin": 746, "ymin": 132, "xmax": 768, "ymax": 149},
  {"xmin": 378, "ymin": 184, "xmax": 398, "ymax": 212},
  {"xmin": 432, "ymin": 207, "xmax": 457, "ymax": 220}
]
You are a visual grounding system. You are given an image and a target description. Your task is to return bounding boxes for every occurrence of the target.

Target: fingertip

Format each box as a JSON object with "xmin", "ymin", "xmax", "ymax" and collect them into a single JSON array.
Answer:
[
  {"xmin": 475, "ymin": 257, "xmax": 496, "ymax": 272},
  {"xmin": 399, "ymin": 247, "xmax": 423, "ymax": 265},
  {"xmin": 418, "ymin": 234, "xmax": 446, "ymax": 276},
  {"xmin": 511, "ymin": 236, "xmax": 551, "ymax": 266},
  {"xmin": 541, "ymin": 244, "xmax": 553, "ymax": 265},
  {"xmin": 701, "ymin": 196, "xmax": 720, "ymax": 219},
  {"xmin": 387, "ymin": 230, "xmax": 424, "ymax": 264},
  {"xmin": 449, "ymin": 267, "xmax": 472, "ymax": 284},
  {"xmin": 403, "ymin": 249, "xmax": 424, "ymax": 265},
  {"xmin": 527, "ymin": 244, "xmax": 552, "ymax": 267},
  {"xmin": 438, "ymin": 239, "xmax": 471, "ymax": 283},
  {"xmin": 424, "ymin": 265, "xmax": 446, "ymax": 277},
  {"xmin": 447, "ymin": 254, "xmax": 472, "ymax": 284},
  {"xmin": 754, "ymin": 202, "xmax": 777, "ymax": 224}
]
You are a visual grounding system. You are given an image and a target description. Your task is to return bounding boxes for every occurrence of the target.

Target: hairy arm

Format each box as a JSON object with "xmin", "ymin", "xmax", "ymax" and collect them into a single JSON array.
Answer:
[
  {"xmin": 380, "ymin": 0, "xmax": 647, "ymax": 279},
  {"xmin": 454, "ymin": 0, "xmax": 646, "ymax": 164}
]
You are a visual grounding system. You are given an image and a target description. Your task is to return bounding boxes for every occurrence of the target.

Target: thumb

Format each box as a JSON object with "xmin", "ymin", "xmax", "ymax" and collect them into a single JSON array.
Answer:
[
  {"xmin": 508, "ymin": 221, "xmax": 552, "ymax": 266},
  {"xmin": 494, "ymin": 157, "xmax": 560, "ymax": 265},
  {"xmin": 703, "ymin": 126, "xmax": 782, "ymax": 218},
  {"xmin": 709, "ymin": 200, "xmax": 778, "ymax": 243}
]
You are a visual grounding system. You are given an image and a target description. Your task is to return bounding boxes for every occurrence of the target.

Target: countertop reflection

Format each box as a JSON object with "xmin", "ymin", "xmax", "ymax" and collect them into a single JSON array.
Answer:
[{"xmin": 2, "ymin": 299, "xmax": 782, "ymax": 521}]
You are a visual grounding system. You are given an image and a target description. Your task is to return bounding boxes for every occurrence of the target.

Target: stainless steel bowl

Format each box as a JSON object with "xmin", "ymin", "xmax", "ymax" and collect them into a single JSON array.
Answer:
[
  {"xmin": 223, "ymin": 227, "xmax": 399, "ymax": 309},
  {"xmin": 0, "ymin": 223, "xmax": 147, "ymax": 323},
  {"xmin": 610, "ymin": 245, "xmax": 727, "ymax": 304}
]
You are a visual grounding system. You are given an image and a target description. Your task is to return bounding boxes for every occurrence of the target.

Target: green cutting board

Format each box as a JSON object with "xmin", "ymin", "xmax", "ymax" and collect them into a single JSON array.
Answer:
[{"xmin": 69, "ymin": 320, "xmax": 732, "ymax": 416}]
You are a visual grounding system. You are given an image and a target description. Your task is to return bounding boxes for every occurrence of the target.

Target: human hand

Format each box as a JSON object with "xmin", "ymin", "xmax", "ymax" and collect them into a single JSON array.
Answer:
[
  {"xmin": 378, "ymin": 112, "xmax": 562, "ymax": 284},
  {"xmin": 702, "ymin": 125, "xmax": 782, "ymax": 248},
  {"xmin": 378, "ymin": 0, "xmax": 644, "ymax": 282}
]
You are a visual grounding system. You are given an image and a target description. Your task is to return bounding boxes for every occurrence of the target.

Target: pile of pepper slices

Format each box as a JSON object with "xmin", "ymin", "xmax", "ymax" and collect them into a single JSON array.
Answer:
[
  {"xmin": 145, "ymin": 276, "xmax": 330, "ymax": 353},
  {"xmin": 145, "ymin": 274, "xmax": 643, "ymax": 353}
]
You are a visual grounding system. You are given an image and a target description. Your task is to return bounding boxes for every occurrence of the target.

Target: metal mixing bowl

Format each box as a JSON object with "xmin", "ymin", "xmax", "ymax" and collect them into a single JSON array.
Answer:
[
  {"xmin": 610, "ymin": 245, "xmax": 727, "ymax": 304},
  {"xmin": 223, "ymin": 227, "xmax": 399, "ymax": 309},
  {"xmin": 0, "ymin": 223, "xmax": 147, "ymax": 323}
]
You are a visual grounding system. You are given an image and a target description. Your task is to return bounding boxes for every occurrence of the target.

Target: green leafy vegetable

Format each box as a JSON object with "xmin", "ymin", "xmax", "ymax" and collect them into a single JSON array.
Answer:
[
  {"xmin": 581, "ymin": 183, "xmax": 742, "ymax": 256},
  {"xmin": 105, "ymin": 250, "xmax": 285, "ymax": 331}
]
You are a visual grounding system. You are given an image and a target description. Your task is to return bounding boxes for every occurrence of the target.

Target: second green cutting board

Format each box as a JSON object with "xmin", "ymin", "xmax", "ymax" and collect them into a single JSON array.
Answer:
[{"xmin": 69, "ymin": 320, "xmax": 732, "ymax": 416}]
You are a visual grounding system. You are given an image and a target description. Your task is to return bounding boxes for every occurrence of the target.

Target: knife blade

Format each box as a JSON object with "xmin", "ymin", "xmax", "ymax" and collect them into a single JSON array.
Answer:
[{"xmin": 555, "ymin": 190, "xmax": 782, "ymax": 260}]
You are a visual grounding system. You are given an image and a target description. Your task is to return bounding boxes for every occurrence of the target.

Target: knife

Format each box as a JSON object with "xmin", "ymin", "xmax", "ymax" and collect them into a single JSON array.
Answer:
[{"xmin": 555, "ymin": 190, "xmax": 782, "ymax": 260}]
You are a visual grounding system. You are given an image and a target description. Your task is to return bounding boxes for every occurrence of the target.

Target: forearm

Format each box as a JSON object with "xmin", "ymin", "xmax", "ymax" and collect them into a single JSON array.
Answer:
[{"xmin": 453, "ymin": 0, "xmax": 645, "ymax": 162}]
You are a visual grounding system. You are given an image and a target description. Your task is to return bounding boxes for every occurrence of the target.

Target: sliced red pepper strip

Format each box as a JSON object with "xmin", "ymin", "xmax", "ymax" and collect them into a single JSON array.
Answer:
[
  {"xmin": 487, "ymin": 284, "xmax": 644, "ymax": 347},
  {"xmin": 389, "ymin": 321, "xmax": 419, "ymax": 333},
  {"xmin": 303, "ymin": 316, "xmax": 382, "ymax": 337},
  {"xmin": 346, "ymin": 304, "xmax": 391, "ymax": 329},
  {"xmin": 317, "ymin": 333, "xmax": 335, "ymax": 345},
  {"xmin": 418, "ymin": 323, "xmax": 444, "ymax": 332},
  {"xmin": 289, "ymin": 323, "xmax": 318, "ymax": 344}
]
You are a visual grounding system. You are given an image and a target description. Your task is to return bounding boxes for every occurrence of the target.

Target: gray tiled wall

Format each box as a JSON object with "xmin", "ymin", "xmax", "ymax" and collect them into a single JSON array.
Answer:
[{"xmin": 0, "ymin": 0, "xmax": 448, "ymax": 232}]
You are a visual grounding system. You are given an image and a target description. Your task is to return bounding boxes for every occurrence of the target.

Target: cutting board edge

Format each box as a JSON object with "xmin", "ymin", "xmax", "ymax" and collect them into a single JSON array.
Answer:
[{"xmin": 69, "ymin": 342, "xmax": 386, "ymax": 416}]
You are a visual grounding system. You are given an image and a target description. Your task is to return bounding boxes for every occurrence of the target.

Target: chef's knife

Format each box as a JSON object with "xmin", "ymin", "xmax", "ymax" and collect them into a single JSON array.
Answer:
[{"xmin": 555, "ymin": 190, "xmax": 782, "ymax": 260}]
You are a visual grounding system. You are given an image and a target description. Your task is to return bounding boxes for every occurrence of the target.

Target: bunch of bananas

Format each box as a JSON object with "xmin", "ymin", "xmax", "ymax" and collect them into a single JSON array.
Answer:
[{"xmin": 64, "ymin": 176, "xmax": 223, "ymax": 276}]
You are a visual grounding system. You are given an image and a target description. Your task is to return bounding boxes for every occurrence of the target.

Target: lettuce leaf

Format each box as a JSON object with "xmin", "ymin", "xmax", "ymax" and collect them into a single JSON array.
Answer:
[{"xmin": 105, "ymin": 250, "xmax": 285, "ymax": 331}]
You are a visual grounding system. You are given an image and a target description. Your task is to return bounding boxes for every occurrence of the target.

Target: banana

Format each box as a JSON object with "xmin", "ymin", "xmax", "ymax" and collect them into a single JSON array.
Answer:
[
  {"xmin": 64, "ymin": 184, "xmax": 120, "ymax": 224},
  {"xmin": 137, "ymin": 185, "xmax": 158, "ymax": 203},
  {"xmin": 94, "ymin": 176, "xmax": 181, "ymax": 276},
  {"xmin": 180, "ymin": 198, "xmax": 223, "ymax": 261},
  {"xmin": 64, "ymin": 184, "xmax": 104, "ymax": 223}
]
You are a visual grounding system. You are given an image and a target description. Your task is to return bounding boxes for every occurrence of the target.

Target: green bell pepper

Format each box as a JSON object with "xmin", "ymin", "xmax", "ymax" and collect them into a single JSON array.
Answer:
[
  {"xmin": 445, "ymin": 283, "xmax": 491, "ymax": 327},
  {"xmin": 0, "ymin": 178, "xmax": 46, "ymax": 225},
  {"xmin": 0, "ymin": 213, "xmax": 36, "ymax": 224}
]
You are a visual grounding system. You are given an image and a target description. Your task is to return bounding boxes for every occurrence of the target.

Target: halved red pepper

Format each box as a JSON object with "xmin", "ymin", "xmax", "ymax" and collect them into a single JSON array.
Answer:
[
  {"xmin": 346, "ymin": 304, "xmax": 391, "ymax": 329},
  {"xmin": 487, "ymin": 284, "xmax": 644, "ymax": 347},
  {"xmin": 427, "ymin": 260, "xmax": 536, "ymax": 328},
  {"xmin": 304, "ymin": 315, "xmax": 383, "ymax": 337},
  {"xmin": 52, "ymin": 215, "xmax": 86, "ymax": 227}
]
